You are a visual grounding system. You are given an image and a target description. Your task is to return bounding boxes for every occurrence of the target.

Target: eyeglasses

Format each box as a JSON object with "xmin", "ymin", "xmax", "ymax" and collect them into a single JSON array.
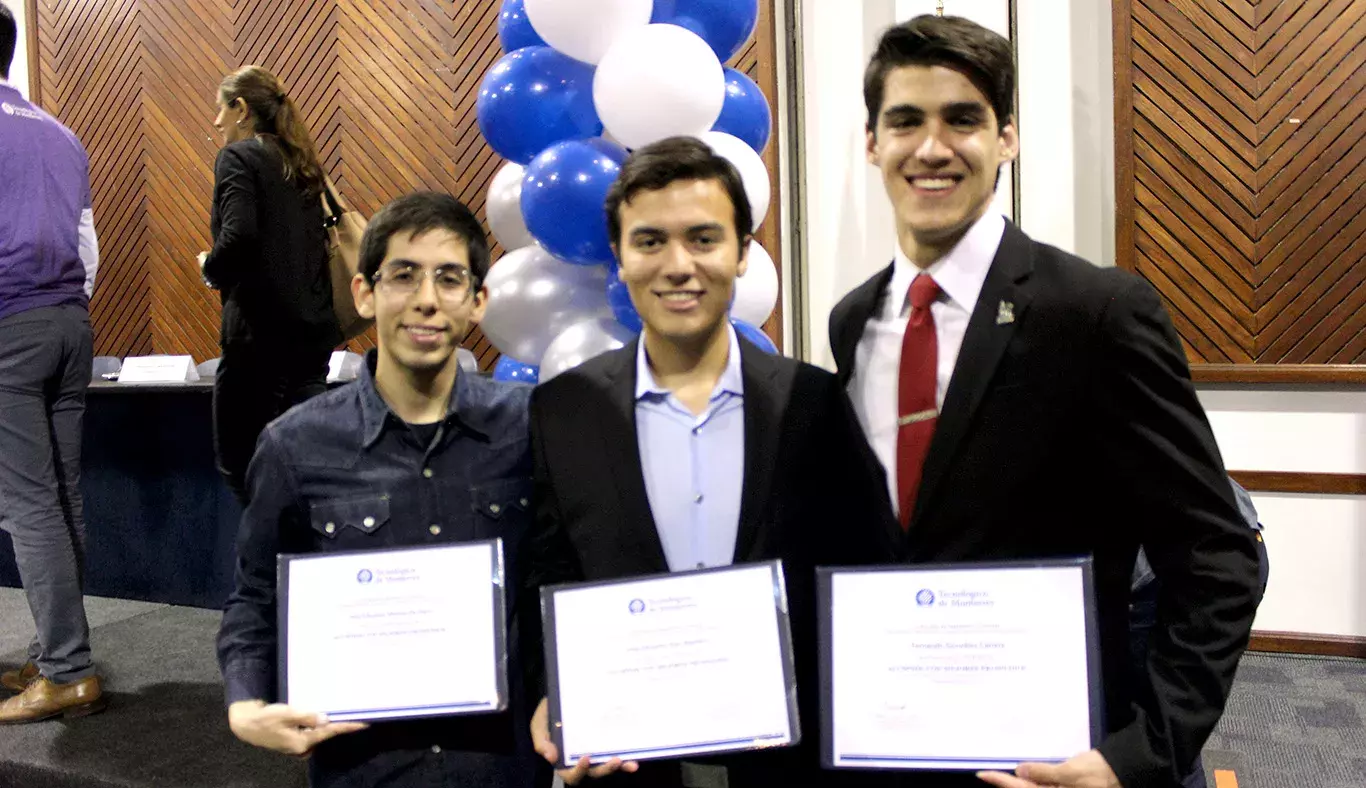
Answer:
[{"xmin": 372, "ymin": 262, "xmax": 474, "ymax": 302}]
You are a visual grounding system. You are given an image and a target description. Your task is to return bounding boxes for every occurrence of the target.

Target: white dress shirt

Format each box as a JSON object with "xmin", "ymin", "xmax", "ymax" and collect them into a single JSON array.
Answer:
[{"xmin": 847, "ymin": 211, "xmax": 1006, "ymax": 517}]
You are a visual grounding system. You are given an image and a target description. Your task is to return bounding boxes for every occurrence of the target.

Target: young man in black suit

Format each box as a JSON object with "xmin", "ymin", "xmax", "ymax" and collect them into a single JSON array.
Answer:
[
  {"xmin": 829, "ymin": 16, "xmax": 1261, "ymax": 788},
  {"xmin": 524, "ymin": 137, "xmax": 895, "ymax": 787}
]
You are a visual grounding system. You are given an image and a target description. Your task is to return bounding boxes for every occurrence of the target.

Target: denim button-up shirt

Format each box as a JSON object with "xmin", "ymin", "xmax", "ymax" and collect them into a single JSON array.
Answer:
[{"xmin": 216, "ymin": 351, "xmax": 534, "ymax": 759}]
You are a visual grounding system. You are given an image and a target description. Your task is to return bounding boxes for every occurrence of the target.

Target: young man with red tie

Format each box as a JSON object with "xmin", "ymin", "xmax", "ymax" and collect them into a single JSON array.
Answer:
[{"xmin": 829, "ymin": 15, "xmax": 1261, "ymax": 788}]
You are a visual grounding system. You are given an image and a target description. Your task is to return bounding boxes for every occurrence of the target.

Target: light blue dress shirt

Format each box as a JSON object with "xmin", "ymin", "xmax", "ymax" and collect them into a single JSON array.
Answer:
[{"xmin": 635, "ymin": 328, "xmax": 746, "ymax": 572}]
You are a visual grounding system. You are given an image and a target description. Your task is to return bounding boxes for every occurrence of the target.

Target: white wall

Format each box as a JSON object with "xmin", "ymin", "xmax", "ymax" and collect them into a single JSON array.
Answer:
[
  {"xmin": 1199, "ymin": 388, "xmax": 1366, "ymax": 637},
  {"xmin": 6, "ymin": 0, "xmax": 29, "ymax": 99},
  {"xmin": 793, "ymin": 0, "xmax": 1366, "ymax": 640}
]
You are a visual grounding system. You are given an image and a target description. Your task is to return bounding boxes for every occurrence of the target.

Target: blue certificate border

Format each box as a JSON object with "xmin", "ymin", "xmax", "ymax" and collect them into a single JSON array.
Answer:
[
  {"xmin": 276, "ymin": 539, "xmax": 510, "ymax": 722},
  {"xmin": 540, "ymin": 560, "xmax": 802, "ymax": 766},
  {"xmin": 816, "ymin": 558, "xmax": 1105, "ymax": 772}
]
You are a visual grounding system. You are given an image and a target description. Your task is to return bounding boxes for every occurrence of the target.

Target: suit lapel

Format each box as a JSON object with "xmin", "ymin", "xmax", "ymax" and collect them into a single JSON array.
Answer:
[
  {"xmin": 834, "ymin": 264, "xmax": 894, "ymax": 386},
  {"xmin": 600, "ymin": 340, "xmax": 670, "ymax": 573},
  {"xmin": 912, "ymin": 223, "xmax": 1035, "ymax": 528},
  {"xmin": 733, "ymin": 337, "xmax": 792, "ymax": 562}
]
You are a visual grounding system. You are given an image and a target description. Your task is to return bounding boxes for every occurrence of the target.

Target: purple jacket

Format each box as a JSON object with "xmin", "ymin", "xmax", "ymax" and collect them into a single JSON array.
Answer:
[{"xmin": 0, "ymin": 80, "xmax": 97, "ymax": 321}]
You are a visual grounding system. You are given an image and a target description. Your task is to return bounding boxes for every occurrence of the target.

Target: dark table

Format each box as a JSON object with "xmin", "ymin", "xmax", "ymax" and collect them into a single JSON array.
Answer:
[{"xmin": 0, "ymin": 380, "xmax": 241, "ymax": 609}]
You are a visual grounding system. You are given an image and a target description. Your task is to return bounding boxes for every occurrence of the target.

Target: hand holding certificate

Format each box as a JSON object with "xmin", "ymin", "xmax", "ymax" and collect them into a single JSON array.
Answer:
[
  {"xmin": 541, "ymin": 561, "xmax": 800, "ymax": 767},
  {"xmin": 820, "ymin": 559, "xmax": 1102, "ymax": 772},
  {"xmin": 278, "ymin": 540, "xmax": 508, "ymax": 723}
]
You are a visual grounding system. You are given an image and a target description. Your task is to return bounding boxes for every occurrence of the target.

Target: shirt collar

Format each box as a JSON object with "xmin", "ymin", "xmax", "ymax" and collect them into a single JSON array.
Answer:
[
  {"xmin": 635, "ymin": 324, "xmax": 745, "ymax": 401},
  {"xmin": 358, "ymin": 349, "xmax": 488, "ymax": 448},
  {"xmin": 889, "ymin": 210, "xmax": 1006, "ymax": 318}
]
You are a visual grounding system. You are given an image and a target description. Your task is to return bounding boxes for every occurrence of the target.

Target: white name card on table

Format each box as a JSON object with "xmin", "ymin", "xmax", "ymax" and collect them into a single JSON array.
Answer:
[{"xmin": 117, "ymin": 355, "xmax": 200, "ymax": 384}]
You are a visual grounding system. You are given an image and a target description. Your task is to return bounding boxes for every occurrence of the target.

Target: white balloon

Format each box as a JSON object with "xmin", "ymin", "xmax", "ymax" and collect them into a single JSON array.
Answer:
[
  {"xmin": 481, "ymin": 246, "xmax": 611, "ymax": 363},
  {"xmin": 699, "ymin": 131, "xmax": 770, "ymax": 230},
  {"xmin": 539, "ymin": 317, "xmax": 636, "ymax": 383},
  {"xmin": 594, "ymin": 24, "xmax": 725, "ymax": 149},
  {"xmin": 732, "ymin": 241, "xmax": 778, "ymax": 326},
  {"xmin": 524, "ymin": 0, "xmax": 652, "ymax": 65},
  {"xmin": 486, "ymin": 162, "xmax": 535, "ymax": 251}
]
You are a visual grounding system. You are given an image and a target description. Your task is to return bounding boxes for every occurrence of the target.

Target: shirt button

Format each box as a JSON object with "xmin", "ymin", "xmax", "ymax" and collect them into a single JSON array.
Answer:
[
  {"xmin": 693, "ymin": 494, "xmax": 703, "ymax": 504},
  {"xmin": 519, "ymin": 498, "xmax": 529, "ymax": 507},
  {"xmin": 423, "ymin": 468, "xmax": 433, "ymax": 479},
  {"xmin": 324, "ymin": 522, "xmax": 336, "ymax": 534},
  {"xmin": 429, "ymin": 524, "xmax": 442, "ymax": 536},
  {"xmin": 489, "ymin": 503, "xmax": 502, "ymax": 514},
  {"xmin": 362, "ymin": 516, "xmax": 375, "ymax": 528},
  {"xmin": 431, "ymin": 744, "xmax": 442, "ymax": 754}
]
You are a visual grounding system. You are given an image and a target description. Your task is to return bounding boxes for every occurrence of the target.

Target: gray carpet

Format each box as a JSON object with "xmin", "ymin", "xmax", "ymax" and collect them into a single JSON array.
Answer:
[
  {"xmin": 0, "ymin": 591, "xmax": 305, "ymax": 788},
  {"xmin": 1203, "ymin": 652, "xmax": 1366, "ymax": 788},
  {"xmin": 2, "ymin": 590, "xmax": 1365, "ymax": 787}
]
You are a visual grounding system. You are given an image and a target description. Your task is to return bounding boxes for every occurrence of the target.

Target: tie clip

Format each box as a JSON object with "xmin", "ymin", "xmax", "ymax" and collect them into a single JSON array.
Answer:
[{"xmin": 898, "ymin": 408, "xmax": 938, "ymax": 427}]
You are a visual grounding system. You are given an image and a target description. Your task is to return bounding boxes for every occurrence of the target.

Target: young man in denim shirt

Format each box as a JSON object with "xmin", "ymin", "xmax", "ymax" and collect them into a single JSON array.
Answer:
[{"xmin": 216, "ymin": 192, "xmax": 544, "ymax": 787}]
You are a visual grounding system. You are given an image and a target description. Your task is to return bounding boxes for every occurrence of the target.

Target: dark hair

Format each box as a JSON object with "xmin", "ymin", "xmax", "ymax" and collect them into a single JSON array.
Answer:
[
  {"xmin": 0, "ymin": 3, "xmax": 16, "ymax": 80},
  {"xmin": 219, "ymin": 66, "xmax": 325, "ymax": 196},
  {"xmin": 864, "ymin": 15, "xmax": 1015, "ymax": 133},
  {"xmin": 359, "ymin": 192, "xmax": 491, "ymax": 288},
  {"xmin": 605, "ymin": 136, "xmax": 753, "ymax": 248}
]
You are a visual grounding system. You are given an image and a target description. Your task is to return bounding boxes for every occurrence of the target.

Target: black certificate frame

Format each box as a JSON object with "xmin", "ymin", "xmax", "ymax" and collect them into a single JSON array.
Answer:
[
  {"xmin": 817, "ymin": 558, "xmax": 1105, "ymax": 771},
  {"xmin": 277, "ymin": 538, "xmax": 509, "ymax": 722},
  {"xmin": 541, "ymin": 559, "xmax": 802, "ymax": 767}
]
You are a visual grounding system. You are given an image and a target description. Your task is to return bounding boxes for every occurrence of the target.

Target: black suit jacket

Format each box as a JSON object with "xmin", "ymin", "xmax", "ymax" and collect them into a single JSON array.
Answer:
[
  {"xmin": 829, "ymin": 222, "xmax": 1260, "ymax": 788},
  {"xmin": 523, "ymin": 336, "xmax": 896, "ymax": 787},
  {"xmin": 205, "ymin": 138, "xmax": 340, "ymax": 353}
]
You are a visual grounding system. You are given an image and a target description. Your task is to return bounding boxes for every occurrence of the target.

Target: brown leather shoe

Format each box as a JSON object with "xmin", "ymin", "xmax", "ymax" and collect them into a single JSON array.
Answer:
[
  {"xmin": 1, "ymin": 661, "xmax": 40, "ymax": 692},
  {"xmin": 0, "ymin": 676, "xmax": 105, "ymax": 724}
]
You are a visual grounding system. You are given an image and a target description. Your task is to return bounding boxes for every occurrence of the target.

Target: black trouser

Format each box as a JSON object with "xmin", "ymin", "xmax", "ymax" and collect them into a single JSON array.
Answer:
[{"xmin": 212, "ymin": 344, "xmax": 330, "ymax": 505}]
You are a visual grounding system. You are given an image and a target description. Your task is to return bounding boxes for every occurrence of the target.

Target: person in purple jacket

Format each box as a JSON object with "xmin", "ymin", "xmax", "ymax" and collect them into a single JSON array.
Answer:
[{"xmin": 0, "ymin": 2, "xmax": 106, "ymax": 725}]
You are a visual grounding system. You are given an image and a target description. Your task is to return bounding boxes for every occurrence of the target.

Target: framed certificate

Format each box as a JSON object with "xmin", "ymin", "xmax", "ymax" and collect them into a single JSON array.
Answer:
[
  {"xmin": 541, "ymin": 561, "xmax": 800, "ymax": 766},
  {"xmin": 819, "ymin": 559, "xmax": 1103, "ymax": 771},
  {"xmin": 278, "ymin": 539, "xmax": 507, "ymax": 722}
]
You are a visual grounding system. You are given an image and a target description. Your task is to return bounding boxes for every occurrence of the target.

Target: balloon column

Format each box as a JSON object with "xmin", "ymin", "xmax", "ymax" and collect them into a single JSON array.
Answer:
[{"xmin": 477, "ymin": 0, "xmax": 777, "ymax": 382}]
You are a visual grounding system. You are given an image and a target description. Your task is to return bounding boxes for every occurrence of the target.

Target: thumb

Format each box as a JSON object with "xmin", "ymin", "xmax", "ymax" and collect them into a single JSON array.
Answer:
[
  {"xmin": 1017, "ymin": 761, "xmax": 1066, "ymax": 784},
  {"xmin": 275, "ymin": 706, "xmax": 327, "ymax": 728}
]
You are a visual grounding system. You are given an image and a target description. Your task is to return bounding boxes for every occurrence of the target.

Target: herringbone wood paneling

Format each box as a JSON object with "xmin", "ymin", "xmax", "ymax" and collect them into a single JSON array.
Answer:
[
  {"xmin": 30, "ymin": 1, "xmax": 784, "ymax": 366},
  {"xmin": 1115, "ymin": 0, "xmax": 1366, "ymax": 372}
]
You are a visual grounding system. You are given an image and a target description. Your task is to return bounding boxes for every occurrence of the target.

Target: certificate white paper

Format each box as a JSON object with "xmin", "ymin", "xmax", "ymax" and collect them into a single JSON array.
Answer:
[
  {"xmin": 823, "ymin": 561, "xmax": 1099, "ymax": 770},
  {"xmin": 545, "ymin": 562, "xmax": 798, "ymax": 765},
  {"xmin": 280, "ymin": 540, "xmax": 506, "ymax": 722}
]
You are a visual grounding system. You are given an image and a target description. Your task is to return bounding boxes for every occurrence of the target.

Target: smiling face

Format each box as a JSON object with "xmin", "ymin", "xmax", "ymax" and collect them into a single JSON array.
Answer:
[
  {"xmin": 868, "ymin": 64, "xmax": 1018, "ymax": 256},
  {"xmin": 614, "ymin": 177, "xmax": 749, "ymax": 349},
  {"xmin": 352, "ymin": 228, "xmax": 487, "ymax": 378}
]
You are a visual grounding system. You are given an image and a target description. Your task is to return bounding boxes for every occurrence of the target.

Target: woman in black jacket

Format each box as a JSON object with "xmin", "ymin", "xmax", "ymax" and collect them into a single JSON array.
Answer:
[{"xmin": 203, "ymin": 65, "xmax": 341, "ymax": 505}]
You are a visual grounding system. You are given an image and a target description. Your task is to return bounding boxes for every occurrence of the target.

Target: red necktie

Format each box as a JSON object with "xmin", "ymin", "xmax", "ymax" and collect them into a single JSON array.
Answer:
[{"xmin": 896, "ymin": 274, "xmax": 941, "ymax": 530}]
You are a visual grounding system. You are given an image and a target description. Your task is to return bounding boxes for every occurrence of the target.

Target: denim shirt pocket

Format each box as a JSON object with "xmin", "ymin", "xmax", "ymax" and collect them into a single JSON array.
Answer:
[
  {"xmin": 309, "ymin": 494, "xmax": 392, "ymax": 542},
  {"xmin": 469, "ymin": 478, "xmax": 533, "ymax": 541}
]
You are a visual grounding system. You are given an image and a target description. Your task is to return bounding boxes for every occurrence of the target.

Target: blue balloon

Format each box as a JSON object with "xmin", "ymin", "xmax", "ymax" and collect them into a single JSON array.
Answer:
[
  {"xmin": 493, "ymin": 355, "xmax": 540, "ymax": 384},
  {"xmin": 521, "ymin": 138, "xmax": 629, "ymax": 265},
  {"xmin": 652, "ymin": 0, "xmax": 760, "ymax": 62},
  {"xmin": 732, "ymin": 319, "xmax": 777, "ymax": 355},
  {"xmin": 498, "ymin": 0, "xmax": 546, "ymax": 52},
  {"xmin": 713, "ymin": 67, "xmax": 771, "ymax": 154},
  {"xmin": 606, "ymin": 265, "xmax": 643, "ymax": 333},
  {"xmin": 477, "ymin": 47, "xmax": 602, "ymax": 165}
]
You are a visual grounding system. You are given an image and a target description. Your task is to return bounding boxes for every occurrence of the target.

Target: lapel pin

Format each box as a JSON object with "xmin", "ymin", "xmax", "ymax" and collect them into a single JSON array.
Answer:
[{"xmin": 996, "ymin": 300, "xmax": 1015, "ymax": 325}]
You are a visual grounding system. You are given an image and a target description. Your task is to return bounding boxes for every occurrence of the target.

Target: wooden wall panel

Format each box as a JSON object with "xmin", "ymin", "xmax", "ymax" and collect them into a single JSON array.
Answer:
[
  {"xmin": 1114, "ymin": 0, "xmax": 1366, "ymax": 375},
  {"xmin": 30, "ymin": 1, "xmax": 785, "ymax": 366}
]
